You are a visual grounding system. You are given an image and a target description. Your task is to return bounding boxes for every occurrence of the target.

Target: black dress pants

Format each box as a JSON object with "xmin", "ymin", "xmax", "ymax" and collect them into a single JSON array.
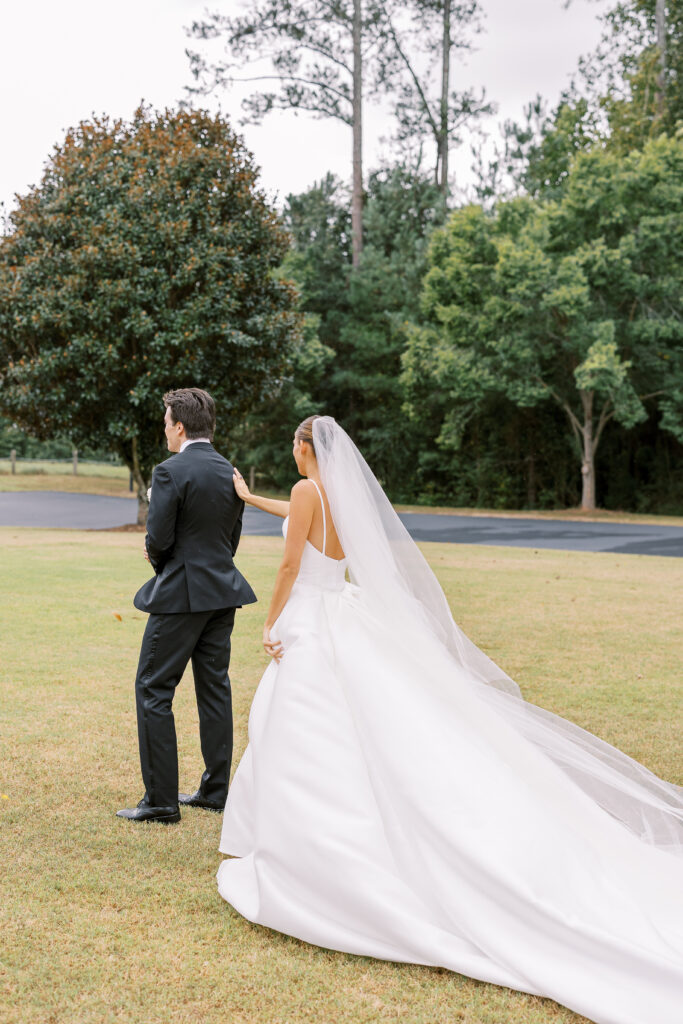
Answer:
[{"xmin": 134, "ymin": 606, "xmax": 236, "ymax": 808}]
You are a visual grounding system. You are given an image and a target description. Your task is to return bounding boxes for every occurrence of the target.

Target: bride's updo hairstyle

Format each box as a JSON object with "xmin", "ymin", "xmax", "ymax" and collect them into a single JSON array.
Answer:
[{"xmin": 295, "ymin": 415, "xmax": 321, "ymax": 456}]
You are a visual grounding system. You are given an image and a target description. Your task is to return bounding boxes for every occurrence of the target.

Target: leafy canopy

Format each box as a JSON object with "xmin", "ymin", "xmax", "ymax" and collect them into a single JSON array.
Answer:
[
  {"xmin": 403, "ymin": 134, "xmax": 683, "ymax": 506},
  {"xmin": 0, "ymin": 106, "xmax": 301, "ymax": 509}
]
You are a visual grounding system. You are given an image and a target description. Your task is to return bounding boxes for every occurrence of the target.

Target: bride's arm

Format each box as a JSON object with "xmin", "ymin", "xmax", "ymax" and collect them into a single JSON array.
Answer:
[
  {"xmin": 233, "ymin": 468, "xmax": 290, "ymax": 518},
  {"xmin": 262, "ymin": 481, "xmax": 316, "ymax": 661}
]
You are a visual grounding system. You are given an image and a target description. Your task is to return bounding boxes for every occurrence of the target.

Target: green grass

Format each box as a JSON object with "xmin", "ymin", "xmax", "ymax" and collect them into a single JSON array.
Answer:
[
  {"xmin": 1, "ymin": 530, "xmax": 681, "ymax": 1024},
  {"xmin": 0, "ymin": 462, "xmax": 133, "ymax": 498},
  {"xmin": 0, "ymin": 460, "xmax": 129, "ymax": 478}
]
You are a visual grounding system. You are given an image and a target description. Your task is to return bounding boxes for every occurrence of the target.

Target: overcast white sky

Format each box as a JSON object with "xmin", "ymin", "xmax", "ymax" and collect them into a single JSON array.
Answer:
[{"xmin": 0, "ymin": 1, "xmax": 606, "ymax": 213}]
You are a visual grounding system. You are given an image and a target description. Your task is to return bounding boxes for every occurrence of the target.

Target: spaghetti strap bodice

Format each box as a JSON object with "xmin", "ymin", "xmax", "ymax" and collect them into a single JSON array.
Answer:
[
  {"xmin": 282, "ymin": 481, "xmax": 346, "ymax": 592},
  {"xmin": 309, "ymin": 479, "xmax": 327, "ymax": 556}
]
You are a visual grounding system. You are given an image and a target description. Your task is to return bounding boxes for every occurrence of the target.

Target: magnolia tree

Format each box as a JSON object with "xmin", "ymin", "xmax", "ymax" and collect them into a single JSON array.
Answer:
[
  {"xmin": 0, "ymin": 106, "xmax": 301, "ymax": 521},
  {"xmin": 403, "ymin": 135, "xmax": 683, "ymax": 510}
]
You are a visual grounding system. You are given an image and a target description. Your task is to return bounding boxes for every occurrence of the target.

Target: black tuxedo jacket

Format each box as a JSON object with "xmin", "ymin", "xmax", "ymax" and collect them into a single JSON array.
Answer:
[{"xmin": 133, "ymin": 442, "xmax": 257, "ymax": 614}]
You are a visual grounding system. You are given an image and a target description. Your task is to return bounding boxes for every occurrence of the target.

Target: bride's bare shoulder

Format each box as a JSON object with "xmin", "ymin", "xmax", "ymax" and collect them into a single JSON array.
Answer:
[{"xmin": 290, "ymin": 479, "xmax": 318, "ymax": 503}]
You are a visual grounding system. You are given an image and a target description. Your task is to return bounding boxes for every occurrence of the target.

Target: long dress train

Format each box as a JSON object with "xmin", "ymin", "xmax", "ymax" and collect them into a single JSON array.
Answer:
[{"xmin": 218, "ymin": 446, "xmax": 683, "ymax": 1024}]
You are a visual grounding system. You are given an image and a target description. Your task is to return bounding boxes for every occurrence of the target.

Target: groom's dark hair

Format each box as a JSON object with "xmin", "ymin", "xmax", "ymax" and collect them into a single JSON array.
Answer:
[{"xmin": 163, "ymin": 387, "xmax": 216, "ymax": 440}]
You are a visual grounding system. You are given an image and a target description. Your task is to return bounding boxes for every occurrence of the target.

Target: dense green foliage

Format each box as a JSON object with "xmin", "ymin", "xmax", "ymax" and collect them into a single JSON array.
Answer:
[
  {"xmin": 586, "ymin": 0, "xmax": 683, "ymax": 146},
  {"xmin": 0, "ymin": 415, "xmax": 114, "ymax": 461},
  {"xmin": 403, "ymin": 137, "xmax": 683, "ymax": 509},
  {"xmin": 486, "ymin": 0, "xmax": 683, "ymax": 204},
  {"xmin": 4, "ymin": 0, "xmax": 683, "ymax": 513},
  {"xmin": 0, "ymin": 416, "xmax": 72, "ymax": 460},
  {"xmin": 0, "ymin": 107, "xmax": 301, "ymax": 516},
  {"xmin": 233, "ymin": 167, "xmax": 444, "ymax": 496}
]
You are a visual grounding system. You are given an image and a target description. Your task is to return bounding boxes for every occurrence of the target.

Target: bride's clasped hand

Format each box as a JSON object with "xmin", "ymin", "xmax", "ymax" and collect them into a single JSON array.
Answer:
[{"xmin": 219, "ymin": 415, "xmax": 682, "ymax": 1024}]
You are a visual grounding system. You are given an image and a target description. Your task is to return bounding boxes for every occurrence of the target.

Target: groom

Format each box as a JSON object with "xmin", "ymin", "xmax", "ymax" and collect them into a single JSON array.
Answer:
[{"xmin": 117, "ymin": 387, "xmax": 256, "ymax": 824}]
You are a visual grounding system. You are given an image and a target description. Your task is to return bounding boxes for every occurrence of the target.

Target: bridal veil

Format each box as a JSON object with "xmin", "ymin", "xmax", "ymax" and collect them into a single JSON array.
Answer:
[{"xmin": 313, "ymin": 416, "xmax": 683, "ymax": 855}]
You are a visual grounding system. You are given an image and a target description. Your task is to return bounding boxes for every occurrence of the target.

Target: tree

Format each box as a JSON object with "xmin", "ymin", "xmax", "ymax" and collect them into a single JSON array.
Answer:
[
  {"xmin": 476, "ymin": 1, "xmax": 683, "ymax": 206},
  {"xmin": 559, "ymin": 0, "xmax": 683, "ymax": 149},
  {"xmin": 221, "ymin": 173, "xmax": 347, "ymax": 489},
  {"xmin": 376, "ymin": 1, "xmax": 492, "ymax": 198},
  {"xmin": 0, "ymin": 416, "xmax": 73, "ymax": 460},
  {"xmin": 186, "ymin": 0, "xmax": 381, "ymax": 268},
  {"xmin": 0, "ymin": 106, "xmax": 301, "ymax": 521},
  {"xmin": 655, "ymin": 0, "xmax": 668, "ymax": 119},
  {"xmin": 292, "ymin": 165, "xmax": 443, "ymax": 494},
  {"xmin": 582, "ymin": 0, "xmax": 683, "ymax": 147},
  {"xmin": 226, "ymin": 165, "xmax": 443, "ymax": 497},
  {"xmin": 229, "ymin": 312, "xmax": 335, "ymax": 491},
  {"xmin": 403, "ymin": 135, "xmax": 683, "ymax": 510},
  {"xmin": 472, "ymin": 94, "xmax": 604, "ymax": 204}
]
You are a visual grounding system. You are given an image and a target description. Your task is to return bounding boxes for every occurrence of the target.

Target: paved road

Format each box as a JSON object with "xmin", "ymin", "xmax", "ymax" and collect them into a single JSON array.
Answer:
[
  {"xmin": 2, "ymin": 490, "xmax": 683, "ymax": 556},
  {"xmin": 0, "ymin": 491, "xmax": 140, "ymax": 530},
  {"xmin": 400, "ymin": 511, "xmax": 683, "ymax": 557}
]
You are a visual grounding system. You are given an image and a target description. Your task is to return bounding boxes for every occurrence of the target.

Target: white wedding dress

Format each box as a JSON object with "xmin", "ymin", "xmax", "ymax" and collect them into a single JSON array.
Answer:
[{"xmin": 218, "ymin": 419, "xmax": 683, "ymax": 1024}]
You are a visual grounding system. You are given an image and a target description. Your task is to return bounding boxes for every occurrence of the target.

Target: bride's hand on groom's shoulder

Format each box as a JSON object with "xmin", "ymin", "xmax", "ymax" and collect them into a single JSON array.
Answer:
[
  {"xmin": 233, "ymin": 468, "xmax": 251, "ymax": 501},
  {"xmin": 263, "ymin": 623, "xmax": 284, "ymax": 663}
]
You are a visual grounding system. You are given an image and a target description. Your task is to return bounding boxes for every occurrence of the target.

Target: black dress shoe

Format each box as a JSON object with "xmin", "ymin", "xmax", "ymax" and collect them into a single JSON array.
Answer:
[
  {"xmin": 178, "ymin": 790, "xmax": 225, "ymax": 812},
  {"xmin": 116, "ymin": 802, "xmax": 181, "ymax": 824}
]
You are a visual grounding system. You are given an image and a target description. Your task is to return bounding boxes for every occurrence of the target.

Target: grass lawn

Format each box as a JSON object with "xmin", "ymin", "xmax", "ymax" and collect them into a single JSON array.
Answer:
[
  {"xmin": 0, "ymin": 463, "xmax": 133, "ymax": 499},
  {"xmin": 1, "ymin": 530, "xmax": 681, "ymax": 1024}
]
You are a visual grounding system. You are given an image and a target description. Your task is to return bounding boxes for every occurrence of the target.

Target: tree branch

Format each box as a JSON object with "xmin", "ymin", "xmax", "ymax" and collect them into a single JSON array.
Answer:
[
  {"xmin": 548, "ymin": 386, "xmax": 583, "ymax": 434},
  {"xmin": 593, "ymin": 397, "xmax": 614, "ymax": 457},
  {"xmin": 547, "ymin": 385, "xmax": 585, "ymax": 457},
  {"xmin": 197, "ymin": 37, "xmax": 350, "ymax": 75},
  {"xmin": 380, "ymin": 14, "xmax": 439, "ymax": 138},
  {"xmin": 243, "ymin": 96, "xmax": 352, "ymax": 126},
  {"xmin": 302, "ymin": 42, "xmax": 352, "ymax": 74},
  {"xmin": 229, "ymin": 74, "xmax": 352, "ymax": 105}
]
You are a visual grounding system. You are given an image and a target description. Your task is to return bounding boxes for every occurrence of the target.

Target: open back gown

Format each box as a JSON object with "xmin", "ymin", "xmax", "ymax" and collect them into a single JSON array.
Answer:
[{"xmin": 218, "ymin": 482, "xmax": 683, "ymax": 1024}]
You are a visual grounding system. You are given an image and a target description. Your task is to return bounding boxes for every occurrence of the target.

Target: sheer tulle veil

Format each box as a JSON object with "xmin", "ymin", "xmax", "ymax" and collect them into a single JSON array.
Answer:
[{"xmin": 313, "ymin": 415, "xmax": 683, "ymax": 855}]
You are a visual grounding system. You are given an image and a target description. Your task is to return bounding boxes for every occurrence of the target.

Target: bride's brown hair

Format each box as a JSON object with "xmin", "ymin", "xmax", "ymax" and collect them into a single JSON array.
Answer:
[{"xmin": 295, "ymin": 415, "xmax": 321, "ymax": 456}]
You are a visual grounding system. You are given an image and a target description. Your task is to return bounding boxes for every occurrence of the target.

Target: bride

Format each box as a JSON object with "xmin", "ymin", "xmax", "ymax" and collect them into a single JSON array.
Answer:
[{"xmin": 218, "ymin": 415, "xmax": 683, "ymax": 1024}]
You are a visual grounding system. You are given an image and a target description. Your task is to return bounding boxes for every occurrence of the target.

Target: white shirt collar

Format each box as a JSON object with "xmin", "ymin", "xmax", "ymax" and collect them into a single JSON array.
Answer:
[{"xmin": 179, "ymin": 438, "xmax": 211, "ymax": 452}]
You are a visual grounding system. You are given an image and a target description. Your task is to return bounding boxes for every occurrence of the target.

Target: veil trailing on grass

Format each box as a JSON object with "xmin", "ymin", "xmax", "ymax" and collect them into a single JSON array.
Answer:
[{"xmin": 313, "ymin": 416, "xmax": 683, "ymax": 855}]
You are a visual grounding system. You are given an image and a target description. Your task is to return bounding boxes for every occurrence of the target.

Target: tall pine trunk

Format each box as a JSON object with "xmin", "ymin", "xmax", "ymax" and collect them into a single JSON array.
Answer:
[
  {"xmin": 438, "ymin": 0, "xmax": 451, "ymax": 197},
  {"xmin": 655, "ymin": 0, "xmax": 667, "ymax": 120},
  {"xmin": 352, "ymin": 0, "xmax": 364, "ymax": 267}
]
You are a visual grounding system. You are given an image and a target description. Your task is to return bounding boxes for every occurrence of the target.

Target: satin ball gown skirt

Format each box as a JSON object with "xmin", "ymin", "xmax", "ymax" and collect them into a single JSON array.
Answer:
[{"xmin": 218, "ymin": 542, "xmax": 683, "ymax": 1024}]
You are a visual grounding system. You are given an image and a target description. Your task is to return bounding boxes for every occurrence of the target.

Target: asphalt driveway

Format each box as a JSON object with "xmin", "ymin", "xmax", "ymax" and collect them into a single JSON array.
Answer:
[{"xmin": 2, "ymin": 490, "xmax": 683, "ymax": 556}]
